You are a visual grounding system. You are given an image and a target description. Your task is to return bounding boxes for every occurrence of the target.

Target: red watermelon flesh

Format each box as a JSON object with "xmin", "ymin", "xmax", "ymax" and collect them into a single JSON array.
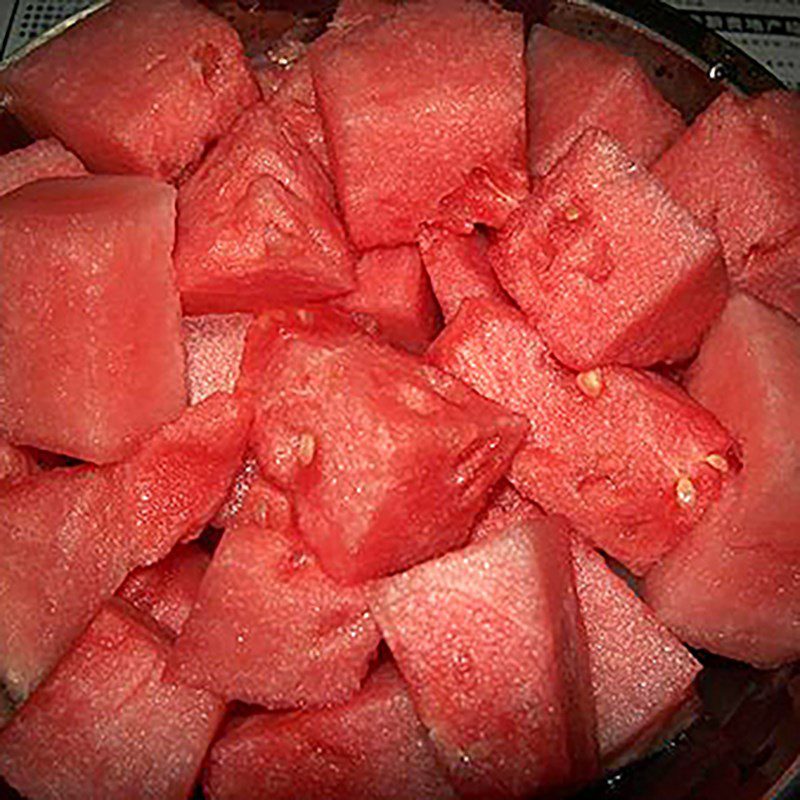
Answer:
[
  {"xmin": 333, "ymin": 0, "xmax": 398, "ymax": 28},
  {"xmin": 311, "ymin": 0, "xmax": 526, "ymax": 249},
  {"xmin": 492, "ymin": 129, "xmax": 727, "ymax": 370},
  {"xmin": 252, "ymin": 60, "xmax": 287, "ymax": 100},
  {"xmin": 0, "ymin": 394, "xmax": 250, "ymax": 712},
  {"xmin": 367, "ymin": 517, "xmax": 598, "ymax": 799},
  {"xmin": 183, "ymin": 313, "xmax": 253, "ymax": 405},
  {"xmin": 116, "ymin": 543, "xmax": 210, "ymax": 639},
  {"xmin": 0, "ymin": 0, "xmax": 258, "ymax": 181},
  {"xmin": 418, "ymin": 227, "xmax": 512, "ymax": 323},
  {"xmin": 167, "ymin": 518, "xmax": 380, "ymax": 709},
  {"xmin": 470, "ymin": 480, "xmax": 544, "ymax": 543},
  {"xmin": 572, "ymin": 538, "xmax": 701, "ymax": 767},
  {"xmin": 0, "ymin": 441, "xmax": 35, "ymax": 485},
  {"xmin": 0, "ymin": 600, "xmax": 225, "ymax": 800},
  {"xmin": 526, "ymin": 26, "xmax": 685, "ymax": 178},
  {"xmin": 0, "ymin": 138, "xmax": 85, "ymax": 198},
  {"xmin": 427, "ymin": 298, "xmax": 734, "ymax": 574},
  {"xmin": 0, "ymin": 175, "xmax": 186, "ymax": 464},
  {"xmin": 239, "ymin": 307, "xmax": 527, "ymax": 583},
  {"xmin": 654, "ymin": 91, "xmax": 800, "ymax": 319},
  {"xmin": 175, "ymin": 103, "xmax": 355, "ymax": 313},
  {"xmin": 203, "ymin": 662, "xmax": 456, "ymax": 800},
  {"xmin": 210, "ymin": 452, "xmax": 261, "ymax": 528},
  {"xmin": 335, "ymin": 244, "xmax": 440, "ymax": 353}
]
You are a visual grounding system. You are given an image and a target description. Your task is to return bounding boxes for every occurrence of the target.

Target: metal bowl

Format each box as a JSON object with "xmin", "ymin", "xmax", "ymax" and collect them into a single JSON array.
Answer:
[{"xmin": 0, "ymin": 2, "xmax": 797, "ymax": 799}]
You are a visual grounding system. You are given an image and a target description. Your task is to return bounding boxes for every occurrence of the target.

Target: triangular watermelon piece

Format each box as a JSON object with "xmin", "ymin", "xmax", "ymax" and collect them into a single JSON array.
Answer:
[
  {"xmin": 239, "ymin": 307, "xmax": 526, "ymax": 583},
  {"xmin": 183, "ymin": 313, "xmax": 253, "ymax": 405},
  {"xmin": 491, "ymin": 129, "xmax": 727, "ymax": 370},
  {"xmin": 203, "ymin": 662, "xmax": 456, "ymax": 800},
  {"xmin": 0, "ymin": 600, "xmax": 224, "ymax": 800},
  {"xmin": 0, "ymin": 394, "xmax": 250, "ymax": 713},
  {"xmin": 335, "ymin": 244, "xmax": 440, "ymax": 353},
  {"xmin": 367, "ymin": 517, "xmax": 599, "ymax": 799},
  {"xmin": 175, "ymin": 103, "xmax": 355, "ymax": 314},
  {"xmin": 418, "ymin": 228, "xmax": 512, "ymax": 323},
  {"xmin": 311, "ymin": 0, "xmax": 526, "ymax": 248},
  {"xmin": 0, "ymin": 139, "xmax": 85, "ymax": 198},
  {"xmin": 0, "ymin": 0, "xmax": 258, "ymax": 181},
  {"xmin": 116, "ymin": 543, "xmax": 210, "ymax": 639},
  {"xmin": 526, "ymin": 26, "xmax": 685, "ymax": 177},
  {"xmin": 654, "ymin": 91, "xmax": 800, "ymax": 319},
  {"xmin": 427, "ymin": 298, "xmax": 734, "ymax": 574}
]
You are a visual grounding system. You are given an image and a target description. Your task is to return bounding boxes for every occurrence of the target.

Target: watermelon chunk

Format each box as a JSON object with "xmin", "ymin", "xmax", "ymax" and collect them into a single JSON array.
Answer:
[
  {"xmin": 418, "ymin": 227, "xmax": 511, "ymax": 323},
  {"xmin": 203, "ymin": 662, "xmax": 456, "ymax": 800},
  {"xmin": 175, "ymin": 103, "xmax": 355, "ymax": 313},
  {"xmin": 0, "ymin": 0, "xmax": 258, "ymax": 181},
  {"xmin": 0, "ymin": 600, "xmax": 224, "ymax": 800},
  {"xmin": 367, "ymin": 517, "xmax": 598, "ymax": 799},
  {"xmin": 0, "ymin": 394, "xmax": 250, "ymax": 712},
  {"xmin": 492, "ymin": 129, "xmax": 727, "ymax": 369},
  {"xmin": 167, "ymin": 516, "xmax": 380, "ymax": 709},
  {"xmin": 643, "ymin": 295, "xmax": 800, "ymax": 667},
  {"xmin": 526, "ymin": 26, "xmax": 685, "ymax": 177},
  {"xmin": 0, "ymin": 175, "xmax": 186, "ymax": 464},
  {"xmin": 0, "ymin": 139, "xmax": 85, "ymax": 198},
  {"xmin": 311, "ymin": 0, "xmax": 526, "ymax": 248},
  {"xmin": 0, "ymin": 441, "xmax": 35, "ymax": 485},
  {"xmin": 183, "ymin": 313, "xmax": 253, "ymax": 405},
  {"xmin": 427, "ymin": 299, "xmax": 734, "ymax": 574},
  {"xmin": 335, "ymin": 244, "xmax": 440, "ymax": 353},
  {"xmin": 654, "ymin": 90, "xmax": 800, "ymax": 319},
  {"xmin": 117, "ymin": 543, "xmax": 210, "ymax": 639},
  {"xmin": 239, "ymin": 307, "xmax": 526, "ymax": 583}
]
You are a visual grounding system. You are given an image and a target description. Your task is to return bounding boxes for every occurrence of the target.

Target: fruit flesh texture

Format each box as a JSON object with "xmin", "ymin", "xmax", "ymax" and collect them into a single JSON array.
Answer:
[
  {"xmin": 311, "ymin": 0, "xmax": 526, "ymax": 248},
  {"xmin": 526, "ymin": 25, "xmax": 685, "ymax": 177},
  {"xmin": 492, "ymin": 129, "xmax": 727, "ymax": 370},
  {"xmin": 0, "ymin": 138, "xmax": 85, "ymax": 198},
  {"xmin": 167, "ymin": 507, "xmax": 381, "ymax": 709},
  {"xmin": 368, "ymin": 518, "xmax": 598, "ymax": 800},
  {"xmin": 0, "ymin": 601, "xmax": 225, "ymax": 800},
  {"xmin": 654, "ymin": 91, "xmax": 800, "ymax": 320},
  {"xmin": 334, "ymin": 244, "xmax": 440, "ymax": 353},
  {"xmin": 239, "ymin": 307, "xmax": 527, "ymax": 583},
  {"xmin": 0, "ymin": 175, "xmax": 186, "ymax": 464},
  {"xmin": 175, "ymin": 103, "xmax": 355, "ymax": 313},
  {"xmin": 643, "ymin": 295, "xmax": 800, "ymax": 667},
  {"xmin": 203, "ymin": 662, "xmax": 456, "ymax": 800},
  {"xmin": 0, "ymin": 441, "xmax": 36, "ymax": 484},
  {"xmin": 0, "ymin": 0, "xmax": 258, "ymax": 181},
  {"xmin": 428, "ymin": 298, "xmax": 733, "ymax": 574},
  {"xmin": 418, "ymin": 227, "xmax": 511, "ymax": 323},
  {"xmin": 0, "ymin": 394, "xmax": 250, "ymax": 713},
  {"xmin": 116, "ymin": 543, "xmax": 211, "ymax": 639},
  {"xmin": 183, "ymin": 313, "xmax": 253, "ymax": 405}
]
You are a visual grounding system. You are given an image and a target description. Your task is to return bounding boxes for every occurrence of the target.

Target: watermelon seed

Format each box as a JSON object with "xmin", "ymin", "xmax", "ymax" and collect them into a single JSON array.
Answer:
[
  {"xmin": 675, "ymin": 476, "xmax": 697, "ymax": 507},
  {"xmin": 576, "ymin": 369, "xmax": 604, "ymax": 398},
  {"xmin": 298, "ymin": 432, "xmax": 316, "ymax": 466},
  {"xmin": 705, "ymin": 453, "xmax": 729, "ymax": 473},
  {"xmin": 564, "ymin": 205, "xmax": 581, "ymax": 222}
]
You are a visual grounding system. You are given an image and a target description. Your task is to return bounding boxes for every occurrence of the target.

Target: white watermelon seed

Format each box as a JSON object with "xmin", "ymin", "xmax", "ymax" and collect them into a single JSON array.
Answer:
[
  {"xmin": 298, "ymin": 432, "xmax": 316, "ymax": 466},
  {"xmin": 675, "ymin": 476, "xmax": 697, "ymax": 507},
  {"xmin": 576, "ymin": 369, "xmax": 604, "ymax": 398}
]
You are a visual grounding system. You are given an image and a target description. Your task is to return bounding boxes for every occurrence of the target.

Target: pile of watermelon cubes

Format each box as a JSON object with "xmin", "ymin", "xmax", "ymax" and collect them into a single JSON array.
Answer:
[{"xmin": 0, "ymin": 0, "xmax": 798, "ymax": 797}]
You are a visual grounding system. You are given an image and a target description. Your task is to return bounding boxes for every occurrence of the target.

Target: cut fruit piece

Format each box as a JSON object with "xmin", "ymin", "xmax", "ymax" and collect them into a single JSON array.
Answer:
[
  {"xmin": 492, "ymin": 129, "xmax": 727, "ymax": 369},
  {"xmin": 0, "ymin": 175, "xmax": 186, "ymax": 464},
  {"xmin": 0, "ymin": 600, "xmax": 224, "ymax": 800},
  {"xmin": 572, "ymin": 538, "xmax": 701, "ymax": 767},
  {"xmin": 203, "ymin": 662, "xmax": 456, "ymax": 800},
  {"xmin": 643, "ymin": 295, "xmax": 800, "ymax": 667},
  {"xmin": 239, "ymin": 307, "xmax": 526, "ymax": 583},
  {"xmin": 428, "ymin": 299, "xmax": 733, "ymax": 574},
  {"xmin": 183, "ymin": 313, "xmax": 253, "ymax": 405},
  {"xmin": 117, "ymin": 543, "xmax": 211, "ymax": 639},
  {"xmin": 0, "ymin": 138, "xmax": 85, "ymax": 198},
  {"xmin": 167, "ymin": 517, "xmax": 380, "ymax": 709},
  {"xmin": 175, "ymin": 103, "xmax": 355, "ymax": 313},
  {"xmin": 654, "ymin": 91, "xmax": 800, "ymax": 319},
  {"xmin": 335, "ymin": 244, "xmax": 440, "ymax": 353},
  {"xmin": 0, "ymin": 441, "xmax": 35, "ymax": 485},
  {"xmin": 368, "ymin": 517, "xmax": 598, "ymax": 799},
  {"xmin": 0, "ymin": 0, "xmax": 258, "ymax": 181},
  {"xmin": 0, "ymin": 394, "xmax": 250, "ymax": 712},
  {"xmin": 419, "ymin": 227, "xmax": 511, "ymax": 323},
  {"xmin": 526, "ymin": 26, "xmax": 685, "ymax": 177},
  {"xmin": 311, "ymin": 0, "xmax": 526, "ymax": 248}
]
